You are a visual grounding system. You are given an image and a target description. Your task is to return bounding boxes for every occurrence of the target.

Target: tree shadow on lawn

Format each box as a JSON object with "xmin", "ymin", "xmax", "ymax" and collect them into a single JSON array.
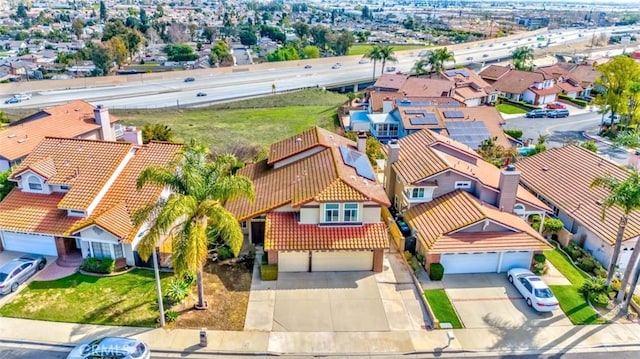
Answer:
[{"xmin": 28, "ymin": 273, "xmax": 100, "ymax": 289}]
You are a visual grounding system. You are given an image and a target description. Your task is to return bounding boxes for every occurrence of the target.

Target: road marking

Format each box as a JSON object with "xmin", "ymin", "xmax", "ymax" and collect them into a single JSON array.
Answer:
[
  {"xmin": 545, "ymin": 117, "xmax": 600, "ymax": 135},
  {"xmin": 452, "ymin": 297, "xmax": 524, "ymax": 302}
]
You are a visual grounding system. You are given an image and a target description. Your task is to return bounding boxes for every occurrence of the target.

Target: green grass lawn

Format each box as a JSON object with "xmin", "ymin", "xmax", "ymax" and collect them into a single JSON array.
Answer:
[
  {"xmin": 496, "ymin": 103, "xmax": 528, "ymax": 114},
  {"xmin": 545, "ymin": 247, "xmax": 606, "ymax": 324},
  {"xmin": 348, "ymin": 44, "xmax": 428, "ymax": 56},
  {"xmin": 0, "ymin": 269, "xmax": 172, "ymax": 327},
  {"xmin": 424, "ymin": 289, "xmax": 463, "ymax": 329},
  {"xmin": 112, "ymin": 89, "xmax": 346, "ymax": 149}
]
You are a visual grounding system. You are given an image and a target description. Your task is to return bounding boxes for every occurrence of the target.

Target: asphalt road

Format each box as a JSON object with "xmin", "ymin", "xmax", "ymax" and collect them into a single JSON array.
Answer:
[{"xmin": 0, "ymin": 25, "xmax": 637, "ymax": 110}]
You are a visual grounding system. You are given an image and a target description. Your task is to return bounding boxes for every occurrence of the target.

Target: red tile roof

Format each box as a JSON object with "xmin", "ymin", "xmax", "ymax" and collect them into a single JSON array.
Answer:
[
  {"xmin": 267, "ymin": 127, "xmax": 351, "ymax": 166},
  {"xmin": 265, "ymin": 212, "xmax": 389, "ymax": 251},
  {"xmin": 0, "ymin": 191, "xmax": 81, "ymax": 235},
  {"xmin": 478, "ymin": 65, "xmax": 512, "ymax": 81},
  {"xmin": 492, "ymin": 70, "xmax": 546, "ymax": 94},
  {"xmin": 372, "ymin": 73, "xmax": 409, "ymax": 90}
]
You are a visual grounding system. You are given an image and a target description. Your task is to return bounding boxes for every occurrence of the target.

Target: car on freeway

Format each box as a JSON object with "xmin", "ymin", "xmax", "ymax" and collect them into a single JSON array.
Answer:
[
  {"xmin": 466, "ymin": 56, "xmax": 473, "ymax": 61},
  {"xmin": 66, "ymin": 337, "xmax": 150, "ymax": 359},
  {"xmin": 331, "ymin": 63, "xmax": 341, "ymax": 69},
  {"xmin": 14, "ymin": 92, "xmax": 31, "ymax": 101},
  {"xmin": 0, "ymin": 255, "xmax": 47, "ymax": 295},
  {"xmin": 358, "ymin": 59, "xmax": 369, "ymax": 64},
  {"xmin": 547, "ymin": 109, "xmax": 570, "ymax": 118},
  {"xmin": 546, "ymin": 102, "xmax": 566, "ymax": 109},
  {"xmin": 196, "ymin": 92, "xmax": 207, "ymax": 97},
  {"xmin": 385, "ymin": 66, "xmax": 397, "ymax": 72},
  {"xmin": 508, "ymin": 268, "xmax": 559, "ymax": 312},
  {"xmin": 4, "ymin": 97, "xmax": 20, "ymax": 104},
  {"xmin": 304, "ymin": 64, "xmax": 312, "ymax": 69},
  {"xmin": 184, "ymin": 77, "xmax": 195, "ymax": 82},
  {"xmin": 482, "ymin": 54, "xmax": 489, "ymax": 58},
  {"xmin": 525, "ymin": 109, "xmax": 548, "ymax": 118}
]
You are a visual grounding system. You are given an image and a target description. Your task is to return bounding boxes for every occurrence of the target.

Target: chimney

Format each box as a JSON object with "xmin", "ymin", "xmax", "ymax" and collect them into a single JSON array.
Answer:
[
  {"xmin": 382, "ymin": 97, "xmax": 393, "ymax": 114},
  {"xmin": 356, "ymin": 131, "xmax": 367, "ymax": 153},
  {"xmin": 384, "ymin": 140, "xmax": 401, "ymax": 202},
  {"xmin": 497, "ymin": 164, "xmax": 521, "ymax": 213},
  {"xmin": 122, "ymin": 126, "xmax": 143, "ymax": 145},
  {"xmin": 93, "ymin": 105, "xmax": 115, "ymax": 141}
]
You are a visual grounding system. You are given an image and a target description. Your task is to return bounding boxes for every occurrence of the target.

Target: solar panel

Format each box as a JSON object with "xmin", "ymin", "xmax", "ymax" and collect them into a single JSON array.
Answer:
[
  {"xmin": 444, "ymin": 70, "xmax": 458, "ymax": 77},
  {"xmin": 339, "ymin": 145, "xmax": 376, "ymax": 181},
  {"xmin": 443, "ymin": 110, "xmax": 465, "ymax": 119},
  {"xmin": 405, "ymin": 109, "xmax": 426, "ymax": 115},
  {"xmin": 446, "ymin": 121, "xmax": 491, "ymax": 149},
  {"xmin": 409, "ymin": 112, "xmax": 438, "ymax": 125}
]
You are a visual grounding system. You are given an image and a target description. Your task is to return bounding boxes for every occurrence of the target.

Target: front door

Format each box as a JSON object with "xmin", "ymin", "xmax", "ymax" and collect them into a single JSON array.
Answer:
[{"xmin": 251, "ymin": 221, "xmax": 265, "ymax": 246}]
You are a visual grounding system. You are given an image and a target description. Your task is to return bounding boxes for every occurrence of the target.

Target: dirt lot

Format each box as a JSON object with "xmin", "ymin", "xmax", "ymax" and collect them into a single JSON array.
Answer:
[{"xmin": 169, "ymin": 261, "xmax": 252, "ymax": 330}]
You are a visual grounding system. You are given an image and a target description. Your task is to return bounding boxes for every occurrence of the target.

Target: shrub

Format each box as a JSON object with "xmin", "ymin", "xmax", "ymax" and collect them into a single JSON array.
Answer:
[
  {"xmin": 408, "ymin": 256, "xmax": 421, "ymax": 275},
  {"xmin": 504, "ymin": 129, "xmax": 523, "ymax": 139},
  {"xmin": 182, "ymin": 271, "xmax": 195, "ymax": 285},
  {"xmin": 589, "ymin": 292, "xmax": 610, "ymax": 308},
  {"xmin": 577, "ymin": 256, "xmax": 597, "ymax": 273},
  {"xmin": 611, "ymin": 278, "xmax": 622, "ymax": 292},
  {"xmin": 429, "ymin": 263, "xmax": 445, "ymax": 281},
  {"xmin": 416, "ymin": 253, "xmax": 425, "ymax": 265},
  {"xmin": 165, "ymin": 310, "xmax": 178, "ymax": 323},
  {"xmin": 165, "ymin": 279, "xmax": 191, "ymax": 304},
  {"xmin": 533, "ymin": 253, "xmax": 546, "ymax": 263},
  {"xmin": 81, "ymin": 257, "xmax": 115, "ymax": 274},
  {"xmin": 594, "ymin": 265, "xmax": 608, "ymax": 279},
  {"xmin": 579, "ymin": 277, "xmax": 608, "ymax": 298},
  {"xmin": 217, "ymin": 246, "xmax": 233, "ymax": 260},
  {"xmin": 532, "ymin": 262, "xmax": 547, "ymax": 275},
  {"xmin": 403, "ymin": 251, "xmax": 413, "ymax": 262},
  {"xmin": 261, "ymin": 264, "xmax": 278, "ymax": 281}
]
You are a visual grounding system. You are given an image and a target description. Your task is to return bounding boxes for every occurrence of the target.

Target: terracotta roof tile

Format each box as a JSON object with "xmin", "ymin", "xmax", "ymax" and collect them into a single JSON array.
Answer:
[
  {"xmin": 0, "ymin": 190, "xmax": 81, "ymax": 235},
  {"xmin": 492, "ymin": 70, "xmax": 546, "ymax": 94},
  {"xmin": 0, "ymin": 100, "xmax": 119, "ymax": 161},
  {"xmin": 372, "ymin": 73, "xmax": 409, "ymax": 91},
  {"xmin": 430, "ymin": 232, "xmax": 551, "ymax": 253},
  {"xmin": 478, "ymin": 65, "xmax": 512, "ymax": 81},
  {"xmin": 528, "ymin": 86, "xmax": 560, "ymax": 96},
  {"xmin": 400, "ymin": 77, "xmax": 454, "ymax": 97},
  {"xmin": 368, "ymin": 93, "xmax": 461, "ymax": 113},
  {"xmin": 516, "ymin": 145, "xmax": 640, "ymax": 245},
  {"xmin": 265, "ymin": 212, "xmax": 388, "ymax": 251}
]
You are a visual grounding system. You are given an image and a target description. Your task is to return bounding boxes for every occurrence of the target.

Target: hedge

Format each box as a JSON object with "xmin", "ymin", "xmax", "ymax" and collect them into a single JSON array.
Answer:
[
  {"xmin": 498, "ymin": 97, "xmax": 539, "ymax": 111},
  {"xmin": 429, "ymin": 263, "xmax": 445, "ymax": 281},
  {"xmin": 81, "ymin": 257, "xmax": 115, "ymax": 274},
  {"xmin": 261, "ymin": 264, "xmax": 278, "ymax": 281},
  {"xmin": 558, "ymin": 94, "xmax": 588, "ymax": 108}
]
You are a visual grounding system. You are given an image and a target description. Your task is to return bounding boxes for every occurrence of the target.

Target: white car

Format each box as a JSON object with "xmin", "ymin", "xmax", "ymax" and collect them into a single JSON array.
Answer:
[
  {"xmin": 13, "ymin": 93, "xmax": 31, "ymax": 101},
  {"xmin": 67, "ymin": 337, "xmax": 150, "ymax": 359},
  {"xmin": 507, "ymin": 268, "xmax": 559, "ymax": 312}
]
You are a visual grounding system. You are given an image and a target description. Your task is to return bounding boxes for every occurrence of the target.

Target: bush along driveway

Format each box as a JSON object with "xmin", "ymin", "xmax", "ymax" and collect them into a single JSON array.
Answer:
[
  {"xmin": 0, "ymin": 269, "xmax": 172, "ymax": 327},
  {"xmin": 424, "ymin": 289, "xmax": 462, "ymax": 329},
  {"xmin": 545, "ymin": 247, "xmax": 607, "ymax": 325}
]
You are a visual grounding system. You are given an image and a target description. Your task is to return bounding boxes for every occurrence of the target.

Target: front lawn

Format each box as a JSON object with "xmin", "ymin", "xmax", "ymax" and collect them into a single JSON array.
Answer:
[
  {"xmin": 496, "ymin": 103, "xmax": 528, "ymax": 114},
  {"xmin": 0, "ymin": 269, "xmax": 172, "ymax": 327},
  {"xmin": 424, "ymin": 289, "xmax": 462, "ymax": 329},
  {"xmin": 545, "ymin": 247, "xmax": 606, "ymax": 325}
]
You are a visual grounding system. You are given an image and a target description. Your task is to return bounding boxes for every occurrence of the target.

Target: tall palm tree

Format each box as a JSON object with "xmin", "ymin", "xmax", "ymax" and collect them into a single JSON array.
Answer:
[
  {"xmin": 378, "ymin": 45, "xmax": 397, "ymax": 76},
  {"xmin": 427, "ymin": 47, "xmax": 455, "ymax": 77},
  {"xmin": 511, "ymin": 46, "xmax": 534, "ymax": 70},
  {"xmin": 135, "ymin": 141, "xmax": 255, "ymax": 309},
  {"xmin": 363, "ymin": 45, "xmax": 383, "ymax": 81},
  {"xmin": 589, "ymin": 171, "xmax": 640, "ymax": 290},
  {"xmin": 412, "ymin": 59, "xmax": 430, "ymax": 77}
]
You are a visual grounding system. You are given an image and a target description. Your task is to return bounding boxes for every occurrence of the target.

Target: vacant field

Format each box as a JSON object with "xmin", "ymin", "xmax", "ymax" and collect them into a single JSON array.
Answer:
[{"xmin": 348, "ymin": 44, "xmax": 428, "ymax": 56}]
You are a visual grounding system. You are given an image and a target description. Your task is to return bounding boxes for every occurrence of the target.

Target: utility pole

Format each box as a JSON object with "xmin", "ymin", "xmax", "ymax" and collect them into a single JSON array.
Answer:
[{"xmin": 153, "ymin": 248, "xmax": 165, "ymax": 327}]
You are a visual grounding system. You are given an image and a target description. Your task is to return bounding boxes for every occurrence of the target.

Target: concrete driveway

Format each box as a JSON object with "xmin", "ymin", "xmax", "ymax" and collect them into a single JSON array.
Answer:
[
  {"xmin": 245, "ymin": 252, "xmax": 430, "ymax": 332},
  {"xmin": 444, "ymin": 274, "xmax": 572, "ymax": 329}
]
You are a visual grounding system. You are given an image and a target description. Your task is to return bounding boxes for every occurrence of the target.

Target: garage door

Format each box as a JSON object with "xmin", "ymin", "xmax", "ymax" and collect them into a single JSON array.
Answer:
[
  {"xmin": 1, "ymin": 232, "xmax": 57, "ymax": 256},
  {"xmin": 499, "ymin": 251, "xmax": 532, "ymax": 272},
  {"xmin": 440, "ymin": 252, "xmax": 499, "ymax": 274},
  {"xmin": 279, "ymin": 251, "xmax": 309, "ymax": 272},
  {"xmin": 311, "ymin": 251, "xmax": 373, "ymax": 272}
]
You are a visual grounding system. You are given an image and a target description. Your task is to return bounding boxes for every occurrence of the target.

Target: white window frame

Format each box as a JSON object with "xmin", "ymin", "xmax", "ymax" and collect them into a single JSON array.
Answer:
[
  {"xmin": 324, "ymin": 203, "xmax": 340, "ymax": 222},
  {"xmin": 27, "ymin": 175, "xmax": 43, "ymax": 191},
  {"xmin": 407, "ymin": 187, "xmax": 425, "ymax": 199},
  {"xmin": 90, "ymin": 241, "xmax": 112, "ymax": 259},
  {"xmin": 343, "ymin": 203, "xmax": 359, "ymax": 222},
  {"xmin": 454, "ymin": 181, "xmax": 472, "ymax": 189}
]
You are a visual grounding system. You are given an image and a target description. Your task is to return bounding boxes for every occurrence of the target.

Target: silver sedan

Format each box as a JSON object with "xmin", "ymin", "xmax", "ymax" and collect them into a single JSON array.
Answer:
[{"xmin": 0, "ymin": 255, "xmax": 47, "ymax": 295}]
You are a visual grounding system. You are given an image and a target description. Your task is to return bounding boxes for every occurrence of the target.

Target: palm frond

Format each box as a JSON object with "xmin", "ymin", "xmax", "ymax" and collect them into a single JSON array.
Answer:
[{"xmin": 206, "ymin": 203, "xmax": 245, "ymax": 257}]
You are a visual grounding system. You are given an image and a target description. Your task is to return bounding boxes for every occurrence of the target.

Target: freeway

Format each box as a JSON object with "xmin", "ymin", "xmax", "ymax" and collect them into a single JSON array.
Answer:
[{"xmin": 0, "ymin": 25, "xmax": 638, "ymax": 109}]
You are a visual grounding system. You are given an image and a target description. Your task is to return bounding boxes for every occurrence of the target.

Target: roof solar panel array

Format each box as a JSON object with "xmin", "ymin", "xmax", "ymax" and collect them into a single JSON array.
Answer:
[
  {"xmin": 409, "ymin": 112, "xmax": 439, "ymax": 126},
  {"xmin": 443, "ymin": 110, "xmax": 465, "ymax": 119},
  {"xmin": 446, "ymin": 121, "xmax": 491, "ymax": 149},
  {"xmin": 339, "ymin": 145, "xmax": 376, "ymax": 181}
]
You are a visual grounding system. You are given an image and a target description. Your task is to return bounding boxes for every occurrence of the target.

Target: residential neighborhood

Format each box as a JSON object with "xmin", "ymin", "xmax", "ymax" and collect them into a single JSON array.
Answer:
[{"xmin": 2, "ymin": 0, "xmax": 640, "ymax": 358}]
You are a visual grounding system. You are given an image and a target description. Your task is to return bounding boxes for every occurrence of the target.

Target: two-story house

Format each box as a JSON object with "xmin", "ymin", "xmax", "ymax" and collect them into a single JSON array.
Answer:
[
  {"xmin": 441, "ymin": 68, "xmax": 499, "ymax": 106},
  {"xmin": 479, "ymin": 65, "xmax": 559, "ymax": 105},
  {"xmin": 516, "ymin": 145, "xmax": 640, "ymax": 271},
  {"xmin": 225, "ymin": 127, "xmax": 391, "ymax": 272},
  {"xmin": 0, "ymin": 137, "xmax": 180, "ymax": 267},
  {"xmin": 383, "ymin": 130, "xmax": 551, "ymax": 274},
  {"xmin": 537, "ymin": 64, "xmax": 584, "ymax": 99},
  {"xmin": 0, "ymin": 101, "xmax": 128, "ymax": 171}
]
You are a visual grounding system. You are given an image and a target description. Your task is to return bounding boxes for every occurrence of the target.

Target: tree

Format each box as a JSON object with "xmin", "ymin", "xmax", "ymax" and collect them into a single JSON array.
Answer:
[
  {"xmin": 239, "ymin": 29, "xmax": 257, "ymax": 46},
  {"xmin": 310, "ymin": 25, "xmax": 330, "ymax": 50},
  {"xmin": 267, "ymin": 46, "xmax": 300, "ymax": 62},
  {"xmin": 99, "ymin": 1, "xmax": 107, "ymax": 21},
  {"xmin": 0, "ymin": 111, "xmax": 9, "ymax": 124},
  {"xmin": 135, "ymin": 141, "xmax": 255, "ymax": 309},
  {"xmin": 511, "ymin": 46, "xmax": 534, "ymax": 70},
  {"xmin": 590, "ymin": 171, "xmax": 640, "ymax": 288},
  {"xmin": 209, "ymin": 40, "xmax": 233, "ymax": 66},
  {"xmin": 90, "ymin": 43, "xmax": 114, "ymax": 75},
  {"xmin": 164, "ymin": 44, "xmax": 198, "ymax": 62},
  {"xmin": 16, "ymin": 4, "xmax": 28, "ymax": 20},
  {"xmin": 292, "ymin": 22, "xmax": 310, "ymax": 41},
  {"xmin": 412, "ymin": 59, "xmax": 430, "ymax": 76},
  {"xmin": 72, "ymin": 18, "xmax": 84, "ymax": 39},
  {"xmin": 378, "ymin": 45, "xmax": 397, "ymax": 76},
  {"xmin": 107, "ymin": 36, "xmax": 128, "ymax": 66},
  {"xmin": 201, "ymin": 26, "xmax": 216, "ymax": 43},
  {"xmin": 595, "ymin": 56, "xmax": 640, "ymax": 121},
  {"xmin": 329, "ymin": 30, "xmax": 355, "ymax": 56},
  {"xmin": 142, "ymin": 124, "xmax": 174, "ymax": 144},
  {"xmin": 427, "ymin": 47, "xmax": 455, "ymax": 76},
  {"xmin": 0, "ymin": 170, "xmax": 12, "ymax": 201},
  {"xmin": 580, "ymin": 140, "xmax": 598, "ymax": 153},
  {"xmin": 302, "ymin": 45, "xmax": 320, "ymax": 59},
  {"xmin": 477, "ymin": 136, "xmax": 517, "ymax": 167},
  {"xmin": 125, "ymin": 31, "xmax": 143, "ymax": 60},
  {"xmin": 363, "ymin": 45, "xmax": 383, "ymax": 81}
]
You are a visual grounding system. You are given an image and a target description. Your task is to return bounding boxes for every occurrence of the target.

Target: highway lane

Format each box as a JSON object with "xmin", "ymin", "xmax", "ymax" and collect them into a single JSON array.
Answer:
[{"xmin": 0, "ymin": 25, "xmax": 637, "ymax": 109}]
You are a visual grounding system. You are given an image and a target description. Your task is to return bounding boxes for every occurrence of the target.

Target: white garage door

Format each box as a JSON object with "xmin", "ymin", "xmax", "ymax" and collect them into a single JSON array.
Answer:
[
  {"xmin": 499, "ymin": 251, "xmax": 532, "ymax": 273},
  {"xmin": 440, "ymin": 252, "xmax": 500, "ymax": 274},
  {"xmin": 279, "ymin": 251, "xmax": 309, "ymax": 272},
  {"xmin": 1, "ymin": 232, "xmax": 57, "ymax": 256},
  {"xmin": 311, "ymin": 251, "xmax": 373, "ymax": 272}
]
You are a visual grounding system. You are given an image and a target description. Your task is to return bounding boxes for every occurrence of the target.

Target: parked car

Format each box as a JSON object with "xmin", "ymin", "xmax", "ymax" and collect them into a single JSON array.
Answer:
[
  {"xmin": 196, "ymin": 92, "xmax": 207, "ymax": 97},
  {"xmin": 0, "ymin": 255, "xmax": 47, "ymax": 295},
  {"xmin": 525, "ymin": 109, "xmax": 548, "ymax": 118},
  {"xmin": 507, "ymin": 268, "xmax": 559, "ymax": 312},
  {"xmin": 66, "ymin": 337, "xmax": 150, "ymax": 359},
  {"xmin": 547, "ymin": 109, "xmax": 570, "ymax": 118},
  {"xmin": 546, "ymin": 102, "xmax": 566, "ymax": 109},
  {"xmin": 184, "ymin": 77, "xmax": 195, "ymax": 82},
  {"xmin": 4, "ymin": 97, "xmax": 20, "ymax": 104},
  {"xmin": 602, "ymin": 114, "xmax": 622, "ymax": 125}
]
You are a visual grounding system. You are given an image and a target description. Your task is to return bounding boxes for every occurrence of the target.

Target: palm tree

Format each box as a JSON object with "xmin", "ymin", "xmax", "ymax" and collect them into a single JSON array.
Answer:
[
  {"xmin": 135, "ymin": 141, "xmax": 255, "ymax": 309},
  {"xmin": 378, "ymin": 45, "xmax": 397, "ymax": 76},
  {"xmin": 412, "ymin": 59, "xmax": 430, "ymax": 77},
  {"xmin": 427, "ymin": 47, "xmax": 455, "ymax": 77},
  {"xmin": 363, "ymin": 45, "xmax": 383, "ymax": 81},
  {"xmin": 511, "ymin": 46, "xmax": 535, "ymax": 70},
  {"xmin": 589, "ymin": 171, "xmax": 640, "ymax": 290}
]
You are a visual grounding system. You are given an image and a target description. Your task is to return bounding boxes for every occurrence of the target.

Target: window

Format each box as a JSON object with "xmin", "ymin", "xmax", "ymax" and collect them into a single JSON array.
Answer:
[
  {"xmin": 409, "ymin": 188, "xmax": 425, "ymax": 199},
  {"xmin": 324, "ymin": 203, "xmax": 340, "ymax": 222},
  {"xmin": 113, "ymin": 244, "xmax": 123, "ymax": 258},
  {"xmin": 91, "ymin": 242, "xmax": 111, "ymax": 259},
  {"xmin": 454, "ymin": 181, "xmax": 471, "ymax": 189},
  {"xmin": 240, "ymin": 221, "xmax": 247, "ymax": 229},
  {"xmin": 27, "ymin": 176, "xmax": 42, "ymax": 191},
  {"xmin": 343, "ymin": 203, "xmax": 359, "ymax": 222},
  {"xmin": 60, "ymin": 185, "xmax": 70, "ymax": 191}
]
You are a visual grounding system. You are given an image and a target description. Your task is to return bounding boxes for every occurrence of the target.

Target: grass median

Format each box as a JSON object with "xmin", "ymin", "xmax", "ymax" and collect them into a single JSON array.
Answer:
[{"xmin": 424, "ymin": 289, "xmax": 462, "ymax": 329}]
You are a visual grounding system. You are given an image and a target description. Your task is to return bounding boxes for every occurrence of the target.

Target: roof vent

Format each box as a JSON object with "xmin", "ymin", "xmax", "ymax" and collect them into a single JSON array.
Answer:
[
  {"xmin": 7, "ymin": 134, "xmax": 16, "ymax": 138},
  {"xmin": 17, "ymin": 138, "xmax": 27, "ymax": 143},
  {"xmin": 541, "ymin": 166, "xmax": 548, "ymax": 171},
  {"xmin": 595, "ymin": 200, "xmax": 603, "ymax": 206},
  {"xmin": 295, "ymin": 138, "xmax": 302, "ymax": 143},
  {"xmin": 506, "ymin": 164, "xmax": 516, "ymax": 171}
]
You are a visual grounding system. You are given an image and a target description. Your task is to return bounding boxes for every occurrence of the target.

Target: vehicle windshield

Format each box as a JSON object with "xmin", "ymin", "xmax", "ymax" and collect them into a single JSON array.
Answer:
[
  {"xmin": 82, "ymin": 339, "xmax": 104, "ymax": 354},
  {"xmin": 534, "ymin": 288, "xmax": 554, "ymax": 298}
]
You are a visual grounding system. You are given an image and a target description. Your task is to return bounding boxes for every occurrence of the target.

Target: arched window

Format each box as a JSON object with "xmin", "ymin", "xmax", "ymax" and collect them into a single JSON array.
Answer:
[
  {"xmin": 513, "ymin": 203, "xmax": 525, "ymax": 216},
  {"xmin": 27, "ymin": 175, "xmax": 42, "ymax": 191}
]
